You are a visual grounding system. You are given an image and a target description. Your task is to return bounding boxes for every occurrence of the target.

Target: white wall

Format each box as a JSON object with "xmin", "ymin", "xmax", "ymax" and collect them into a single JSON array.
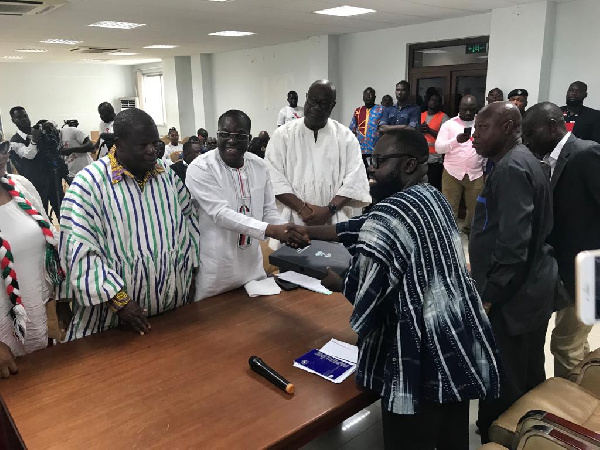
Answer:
[
  {"xmin": 0, "ymin": 63, "xmax": 135, "ymax": 138},
  {"xmin": 486, "ymin": 1, "xmax": 555, "ymax": 105},
  {"xmin": 549, "ymin": 0, "xmax": 600, "ymax": 108},
  {"xmin": 338, "ymin": 13, "xmax": 492, "ymax": 126},
  {"xmin": 211, "ymin": 35, "xmax": 331, "ymax": 135}
]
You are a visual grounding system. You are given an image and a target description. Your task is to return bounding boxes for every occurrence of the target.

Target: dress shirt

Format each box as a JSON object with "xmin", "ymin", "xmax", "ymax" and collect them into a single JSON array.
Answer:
[
  {"xmin": 10, "ymin": 129, "xmax": 38, "ymax": 159},
  {"xmin": 435, "ymin": 116, "xmax": 484, "ymax": 181},
  {"xmin": 544, "ymin": 132, "xmax": 571, "ymax": 177},
  {"xmin": 379, "ymin": 104, "xmax": 420, "ymax": 129}
]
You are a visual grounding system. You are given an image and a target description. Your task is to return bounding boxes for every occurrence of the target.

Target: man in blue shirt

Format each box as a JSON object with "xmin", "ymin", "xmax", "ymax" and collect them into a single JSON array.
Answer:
[
  {"xmin": 379, "ymin": 80, "xmax": 421, "ymax": 134},
  {"xmin": 290, "ymin": 129, "xmax": 501, "ymax": 449}
]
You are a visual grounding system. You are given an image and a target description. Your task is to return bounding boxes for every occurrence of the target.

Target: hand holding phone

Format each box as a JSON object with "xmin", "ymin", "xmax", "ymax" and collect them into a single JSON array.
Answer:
[{"xmin": 576, "ymin": 250, "xmax": 600, "ymax": 325}]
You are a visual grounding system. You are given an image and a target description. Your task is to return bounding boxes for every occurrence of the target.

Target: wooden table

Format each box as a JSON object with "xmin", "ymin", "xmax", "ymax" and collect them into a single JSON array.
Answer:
[{"xmin": 0, "ymin": 289, "xmax": 377, "ymax": 449}]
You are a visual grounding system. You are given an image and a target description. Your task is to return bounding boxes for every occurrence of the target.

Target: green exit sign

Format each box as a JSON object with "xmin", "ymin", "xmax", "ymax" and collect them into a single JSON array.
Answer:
[{"xmin": 466, "ymin": 43, "xmax": 487, "ymax": 54}]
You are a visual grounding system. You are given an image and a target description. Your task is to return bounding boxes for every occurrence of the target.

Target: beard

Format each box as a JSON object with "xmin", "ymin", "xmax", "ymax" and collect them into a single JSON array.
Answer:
[
  {"xmin": 566, "ymin": 98, "xmax": 584, "ymax": 107},
  {"xmin": 370, "ymin": 176, "xmax": 399, "ymax": 204}
]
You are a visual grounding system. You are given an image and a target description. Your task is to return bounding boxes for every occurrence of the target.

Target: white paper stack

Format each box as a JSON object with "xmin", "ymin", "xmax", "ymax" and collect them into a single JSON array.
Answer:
[
  {"xmin": 277, "ymin": 271, "xmax": 332, "ymax": 295},
  {"xmin": 293, "ymin": 339, "xmax": 358, "ymax": 384}
]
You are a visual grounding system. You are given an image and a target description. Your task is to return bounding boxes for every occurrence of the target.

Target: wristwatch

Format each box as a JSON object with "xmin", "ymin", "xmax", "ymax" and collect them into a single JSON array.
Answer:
[{"xmin": 328, "ymin": 203, "xmax": 337, "ymax": 215}]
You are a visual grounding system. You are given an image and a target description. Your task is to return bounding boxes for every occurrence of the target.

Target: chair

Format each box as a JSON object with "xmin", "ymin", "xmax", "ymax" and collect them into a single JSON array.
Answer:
[{"xmin": 489, "ymin": 348, "xmax": 600, "ymax": 447}]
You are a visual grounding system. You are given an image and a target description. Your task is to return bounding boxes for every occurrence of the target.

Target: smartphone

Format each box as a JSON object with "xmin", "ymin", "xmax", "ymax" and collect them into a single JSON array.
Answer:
[
  {"xmin": 576, "ymin": 250, "xmax": 600, "ymax": 325},
  {"xmin": 464, "ymin": 127, "xmax": 472, "ymax": 136}
]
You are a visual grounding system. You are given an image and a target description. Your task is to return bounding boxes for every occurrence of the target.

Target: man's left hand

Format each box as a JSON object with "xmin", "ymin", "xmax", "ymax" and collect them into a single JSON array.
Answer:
[
  {"xmin": 321, "ymin": 268, "xmax": 344, "ymax": 292},
  {"xmin": 303, "ymin": 204, "xmax": 332, "ymax": 226},
  {"xmin": 482, "ymin": 302, "xmax": 492, "ymax": 315}
]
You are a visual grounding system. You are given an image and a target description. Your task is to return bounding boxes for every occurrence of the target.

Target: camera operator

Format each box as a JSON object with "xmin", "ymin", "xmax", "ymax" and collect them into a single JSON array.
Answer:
[
  {"xmin": 9, "ymin": 106, "xmax": 67, "ymax": 219},
  {"xmin": 61, "ymin": 119, "xmax": 94, "ymax": 183},
  {"xmin": 95, "ymin": 102, "xmax": 115, "ymax": 159}
]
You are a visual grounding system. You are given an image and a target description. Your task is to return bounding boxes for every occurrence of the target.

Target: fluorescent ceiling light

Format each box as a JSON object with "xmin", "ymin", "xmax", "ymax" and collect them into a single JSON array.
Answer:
[
  {"xmin": 209, "ymin": 30, "xmax": 255, "ymax": 37},
  {"xmin": 419, "ymin": 49, "xmax": 448, "ymax": 54},
  {"xmin": 143, "ymin": 45, "xmax": 178, "ymax": 49},
  {"xmin": 108, "ymin": 52, "xmax": 139, "ymax": 56},
  {"xmin": 207, "ymin": 0, "xmax": 231, "ymax": 2},
  {"xmin": 83, "ymin": 58, "xmax": 104, "ymax": 62},
  {"xmin": 3, "ymin": 56, "xmax": 25, "ymax": 60},
  {"xmin": 40, "ymin": 39, "xmax": 81, "ymax": 45},
  {"xmin": 89, "ymin": 21, "xmax": 146, "ymax": 30},
  {"xmin": 16, "ymin": 48, "xmax": 47, "ymax": 53},
  {"xmin": 314, "ymin": 6, "xmax": 375, "ymax": 17}
]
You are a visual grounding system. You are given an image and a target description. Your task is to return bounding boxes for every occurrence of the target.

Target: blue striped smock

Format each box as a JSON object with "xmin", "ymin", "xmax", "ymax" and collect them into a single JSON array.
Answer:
[{"xmin": 338, "ymin": 183, "xmax": 502, "ymax": 414}]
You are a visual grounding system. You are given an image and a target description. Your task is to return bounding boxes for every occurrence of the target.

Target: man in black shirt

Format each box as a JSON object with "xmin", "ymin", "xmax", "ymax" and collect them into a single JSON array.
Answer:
[
  {"xmin": 561, "ymin": 81, "xmax": 600, "ymax": 142},
  {"xmin": 470, "ymin": 101, "xmax": 558, "ymax": 443},
  {"xmin": 170, "ymin": 139, "xmax": 202, "ymax": 184}
]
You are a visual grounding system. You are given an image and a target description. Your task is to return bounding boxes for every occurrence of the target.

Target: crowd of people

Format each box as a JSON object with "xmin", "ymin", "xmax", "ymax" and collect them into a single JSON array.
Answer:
[{"xmin": 0, "ymin": 76, "xmax": 598, "ymax": 448}]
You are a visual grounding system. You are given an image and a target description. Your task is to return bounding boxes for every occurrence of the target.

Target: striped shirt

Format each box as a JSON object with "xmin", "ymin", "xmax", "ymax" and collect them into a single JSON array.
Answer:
[
  {"xmin": 59, "ymin": 155, "xmax": 200, "ymax": 340},
  {"xmin": 337, "ymin": 183, "xmax": 501, "ymax": 414}
]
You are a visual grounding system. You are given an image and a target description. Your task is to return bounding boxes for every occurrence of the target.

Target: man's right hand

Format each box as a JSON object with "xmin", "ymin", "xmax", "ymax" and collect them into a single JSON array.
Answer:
[
  {"xmin": 285, "ymin": 224, "xmax": 310, "ymax": 248},
  {"xmin": 456, "ymin": 133, "xmax": 471, "ymax": 144},
  {"xmin": 266, "ymin": 224, "xmax": 310, "ymax": 247},
  {"xmin": 116, "ymin": 301, "xmax": 151, "ymax": 335},
  {"xmin": 0, "ymin": 342, "xmax": 17, "ymax": 379}
]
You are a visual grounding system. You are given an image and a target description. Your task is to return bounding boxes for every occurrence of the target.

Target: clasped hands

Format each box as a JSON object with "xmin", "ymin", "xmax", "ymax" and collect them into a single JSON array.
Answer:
[{"xmin": 265, "ymin": 223, "xmax": 311, "ymax": 248}]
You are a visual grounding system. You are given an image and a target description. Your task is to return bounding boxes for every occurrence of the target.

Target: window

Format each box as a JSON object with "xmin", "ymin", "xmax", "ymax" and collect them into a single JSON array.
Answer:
[{"xmin": 143, "ymin": 74, "xmax": 166, "ymax": 125}]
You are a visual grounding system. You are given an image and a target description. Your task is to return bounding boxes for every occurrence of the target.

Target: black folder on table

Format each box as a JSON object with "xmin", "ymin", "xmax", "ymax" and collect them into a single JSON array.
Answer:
[{"xmin": 269, "ymin": 240, "xmax": 351, "ymax": 279}]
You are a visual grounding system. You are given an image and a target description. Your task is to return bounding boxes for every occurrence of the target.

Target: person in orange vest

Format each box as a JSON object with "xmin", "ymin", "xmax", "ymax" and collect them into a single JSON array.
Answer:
[{"xmin": 420, "ymin": 92, "xmax": 449, "ymax": 190}]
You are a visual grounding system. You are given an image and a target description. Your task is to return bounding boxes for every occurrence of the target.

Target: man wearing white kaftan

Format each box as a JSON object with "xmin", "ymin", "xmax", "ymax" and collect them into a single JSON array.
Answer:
[
  {"xmin": 265, "ymin": 80, "xmax": 370, "ymax": 250},
  {"xmin": 186, "ymin": 110, "xmax": 296, "ymax": 301}
]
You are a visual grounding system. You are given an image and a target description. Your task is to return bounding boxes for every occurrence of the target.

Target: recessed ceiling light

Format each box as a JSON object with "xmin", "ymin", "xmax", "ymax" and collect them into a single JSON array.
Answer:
[
  {"xmin": 143, "ymin": 45, "xmax": 178, "ymax": 49},
  {"xmin": 40, "ymin": 39, "xmax": 82, "ymax": 45},
  {"xmin": 108, "ymin": 52, "xmax": 139, "ymax": 56},
  {"xmin": 89, "ymin": 21, "xmax": 146, "ymax": 30},
  {"xmin": 2, "ymin": 56, "xmax": 25, "ymax": 60},
  {"xmin": 83, "ymin": 58, "xmax": 104, "ymax": 62},
  {"xmin": 314, "ymin": 6, "xmax": 376, "ymax": 17},
  {"xmin": 209, "ymin": 30, "xmax": 255, "ymax": 37},
  {"xmin": 16, "ymin": 48, "xmax": 48, "ymax": 53}
]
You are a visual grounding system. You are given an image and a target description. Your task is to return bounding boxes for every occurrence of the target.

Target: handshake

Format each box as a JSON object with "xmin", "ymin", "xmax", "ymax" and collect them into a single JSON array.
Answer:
[{"xmin": 265, "ymin": 223, "xmax": 311, "ymax": 248}]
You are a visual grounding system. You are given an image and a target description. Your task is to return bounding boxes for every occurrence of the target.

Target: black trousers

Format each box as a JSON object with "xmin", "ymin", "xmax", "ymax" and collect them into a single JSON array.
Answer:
[
  {"xmin": 381, "ymin": 400, "xmax": 470, "ymax": 450},
  {"xmin": 478, "ymin": 309, "xmax": 549, "ymax": 443},
  {"xmin": 30, "ymin": 174, "xmax": 63, "ymax": 221},
  {"xmin": 427, "ymin": 161, "xmax": 444, "ymax": 191}
]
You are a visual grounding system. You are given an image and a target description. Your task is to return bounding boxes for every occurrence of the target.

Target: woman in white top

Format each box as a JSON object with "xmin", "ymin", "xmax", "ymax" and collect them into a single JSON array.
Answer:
[{"xmin": 0, "ymin": 139, "xmax": 64, "ymax": 378}]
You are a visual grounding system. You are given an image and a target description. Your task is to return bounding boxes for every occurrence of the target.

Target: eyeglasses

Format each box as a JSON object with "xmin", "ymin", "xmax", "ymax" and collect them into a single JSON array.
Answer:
[
  {"xmin": 370, "ymin": 153, "xmax": 424, "ymax": 169},
  {"xmin": 0, "ymin": 141, "xmax": 10, "ymax": 155},
  {"xmin": 217, "ymin": 131, "xmax": 250, "ymax": 142},
  {"xmin": 306, "ymin": 97, "xmax": 333, "ymax": 110}
]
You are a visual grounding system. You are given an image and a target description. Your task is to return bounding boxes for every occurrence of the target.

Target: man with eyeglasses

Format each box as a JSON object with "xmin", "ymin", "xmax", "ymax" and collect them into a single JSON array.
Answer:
[
  {"xmin": 287, "ymin": 129, "xmax": 501, "ymax": 449},
  {"xmin": 59, "ymin": 108, "xmax": 200, "ymax": 340},
  {"xmin": 265, "ymin": 80, "xmax": 370, "ymax": 249},
  {"xmin": 186, "ymin": 109, "xmax": 306, "ymax": 301}
]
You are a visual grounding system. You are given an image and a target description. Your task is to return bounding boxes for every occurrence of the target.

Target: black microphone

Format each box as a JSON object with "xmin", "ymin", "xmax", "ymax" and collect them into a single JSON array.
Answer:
[{"xmin": 249, "ymin": 356, "xmax": 295, "ymax": 395}]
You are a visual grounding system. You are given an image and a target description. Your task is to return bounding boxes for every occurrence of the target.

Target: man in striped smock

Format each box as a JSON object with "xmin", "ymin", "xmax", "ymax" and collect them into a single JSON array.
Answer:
[
  {"xmin": 59, "ymin": 108, "xmax": 200, "ymax": 340},
  {"xmin": 296, "ymin": 129, "xmax": 501, "ymax": 449}
]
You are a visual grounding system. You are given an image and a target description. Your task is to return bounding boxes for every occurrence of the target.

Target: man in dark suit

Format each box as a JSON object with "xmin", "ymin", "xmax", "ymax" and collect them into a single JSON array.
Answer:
[
  {"xmin": 170, "ymin": 139, "xmax": 202, "ymax": 184},
  {"xmin": 560, "ymin": 81, "xmax": 600, "ymax": 143},
  {"xmin": 523, "ymin": 102, "xmax": 600, "ymax": 378},
  {"xmin": 470, "ymin": 101, "xmax": 558, "ymax": 443}
]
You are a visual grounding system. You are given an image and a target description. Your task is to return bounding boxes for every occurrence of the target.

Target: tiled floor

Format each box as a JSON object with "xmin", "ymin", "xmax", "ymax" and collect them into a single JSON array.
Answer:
[{"xmin": 301, "ymin": 229, "xmax": 600, "ymax": 450}]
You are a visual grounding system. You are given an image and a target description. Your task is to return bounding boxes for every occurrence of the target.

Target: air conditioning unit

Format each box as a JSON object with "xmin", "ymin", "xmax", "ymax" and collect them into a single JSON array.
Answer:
[
  {"xmin": 119, "ymin": 97, "xmax": 139, "ymax": 111},
  {"xmin": 0, "ymin": 0, "xmax": 66, "ymax": 16}
]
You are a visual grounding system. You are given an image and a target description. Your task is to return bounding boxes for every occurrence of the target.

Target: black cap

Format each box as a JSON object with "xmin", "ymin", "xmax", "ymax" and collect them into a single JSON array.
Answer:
[{"xmin": 508, "ymin": 88, "xmax": 528, "ymax": 98}]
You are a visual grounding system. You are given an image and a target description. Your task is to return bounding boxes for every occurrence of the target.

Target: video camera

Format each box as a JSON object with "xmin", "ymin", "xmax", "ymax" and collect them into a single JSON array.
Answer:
[{"xmin": 33, "ymin": 120, "xmax": 69, "ymax": 181}]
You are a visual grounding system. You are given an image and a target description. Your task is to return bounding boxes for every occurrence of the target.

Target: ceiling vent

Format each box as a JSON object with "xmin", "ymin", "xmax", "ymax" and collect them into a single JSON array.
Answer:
[
  {"xmin": 0, "ymin": 0, "xmax": 66, "ymax": 16},
  {"xmin": 70, "ymin": 47, "xmax": 121, "ymax": 54}
]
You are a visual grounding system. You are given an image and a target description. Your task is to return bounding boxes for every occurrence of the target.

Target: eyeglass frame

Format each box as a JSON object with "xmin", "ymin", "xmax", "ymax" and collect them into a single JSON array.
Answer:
[
  {"xmin": 370, "ymin": 152, "xmax": 426, "ymax": 169},
  {"xmin": 216, "ymin": 131, "xmax": 250, "ymax": 142}
]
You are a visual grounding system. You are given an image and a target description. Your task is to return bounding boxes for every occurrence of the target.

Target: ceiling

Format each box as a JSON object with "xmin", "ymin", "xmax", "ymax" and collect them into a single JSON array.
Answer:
[{"xmin": 0, "ymin": 0, "xmax": 573, "ymax": 65}]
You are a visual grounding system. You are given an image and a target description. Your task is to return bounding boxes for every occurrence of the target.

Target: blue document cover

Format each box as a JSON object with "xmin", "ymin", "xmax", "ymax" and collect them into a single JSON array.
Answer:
[{"xmin": 294, "ymin": 349, "xmax": 354, "ymax": 380}]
